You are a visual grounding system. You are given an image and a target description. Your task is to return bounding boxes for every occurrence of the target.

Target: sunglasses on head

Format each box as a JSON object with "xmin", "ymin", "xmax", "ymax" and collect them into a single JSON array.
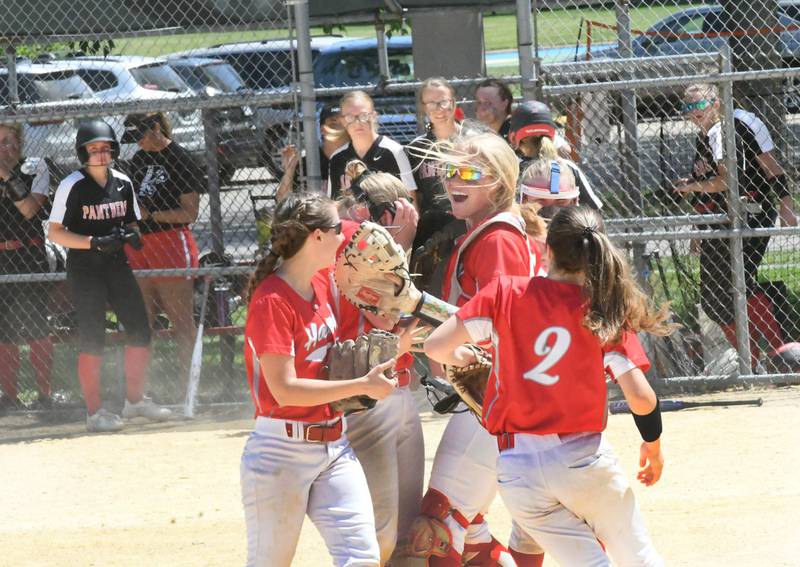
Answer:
[
  {"xmin": 320, "ymin": 221, "xmax": 342, "ymax": 235},
  {"xmin": 445, "ymin": 163, "xmax": 483, "ymax": 181},
  {"xmin": 682, "ymin": 99, "xmax": 715, "ymax": 114}
]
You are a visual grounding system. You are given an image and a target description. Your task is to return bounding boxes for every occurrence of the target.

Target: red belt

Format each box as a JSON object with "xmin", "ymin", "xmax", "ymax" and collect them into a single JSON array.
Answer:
[
  {"xmin": 285, "ymin": 419, "xmax": 343, "ymax": 442},
  {"xmin": 497, "ymin": 432, "xmax": 515, "ymax": 452},
  {"xmin": 0, "ymin": 237, "xmax": 44, "ymax": 251}
]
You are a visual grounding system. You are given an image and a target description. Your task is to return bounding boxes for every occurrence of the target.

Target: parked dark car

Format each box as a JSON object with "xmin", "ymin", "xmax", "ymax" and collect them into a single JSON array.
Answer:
[
  {"xmin": 172, "ymin": 35, "xmax": 419, "ymax": 162},
  {"xmin": 167, "ymin": 57, "xmax": 265, "ymax": 182},
  {"xmin": 591, "ymin": 3, "xmax": 800, "ymax": 117}
]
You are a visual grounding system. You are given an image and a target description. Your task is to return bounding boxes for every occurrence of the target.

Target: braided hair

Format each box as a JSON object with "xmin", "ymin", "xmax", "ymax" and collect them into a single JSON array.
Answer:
[{"xmin": 245, "ymin": 193, "xmax": 337, "ymax": 302}]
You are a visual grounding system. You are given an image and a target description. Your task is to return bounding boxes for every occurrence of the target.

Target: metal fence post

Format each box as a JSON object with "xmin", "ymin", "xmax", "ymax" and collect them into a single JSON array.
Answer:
[
  {"xmin": 516, "ymin": 0, "xmax": 536, "ymax": 101},
  {"xmin": 202, "ymin": 110, "xmax": 225, "ymax": 258},
  {"xmin": 292, "ymin": 0, "xmax": 321, "ymax": 193},
  {"xmin": 375, "ymin": 14, "xmax": 391, "ymax": 81},
  {"xmin": 5, "ymin": 46, "xmax": 19, "ymax": 106},
  {"xmin": 719, "ymin": 44, "xmax": 752, "ymax": 375}
]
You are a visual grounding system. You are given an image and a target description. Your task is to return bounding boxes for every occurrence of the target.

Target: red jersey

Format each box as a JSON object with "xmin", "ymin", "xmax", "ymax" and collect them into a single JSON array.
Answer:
[
  {"xmin": 457, "ymin": 276, "xmax": 650, "ymax": 436},
  {"xmin": 244, "ymin": 272, "xmax": 339, "ymax": 422},
  {"xmin": 442, "ymin": 211, "xmax": 538, "ymax": 307}
]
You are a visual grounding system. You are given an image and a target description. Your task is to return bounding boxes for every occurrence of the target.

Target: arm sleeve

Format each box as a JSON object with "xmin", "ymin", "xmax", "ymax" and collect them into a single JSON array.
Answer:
[
  {"xmin": 31, "ymin": 159, "xmax": 50, "ymax": 196},
  {"xmin": 603, "ymin": 331, "xmax": 651, "ymax": 381},
  {"xmin": 456, "ymin": 278, "xmax": 502, "ymax": 344},
  {"xmin": 248, "ymin": 295, "xmax": 297, "ymax": 357},
  {"xmin": 48, "ymin": 180, "xmax": 71, "ymax": 225}
]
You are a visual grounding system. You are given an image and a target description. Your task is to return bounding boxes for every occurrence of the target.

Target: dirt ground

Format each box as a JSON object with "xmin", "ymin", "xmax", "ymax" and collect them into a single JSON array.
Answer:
[{"xmin": 2, "ymin": 386, "xmax": 799, "ymax": 567}]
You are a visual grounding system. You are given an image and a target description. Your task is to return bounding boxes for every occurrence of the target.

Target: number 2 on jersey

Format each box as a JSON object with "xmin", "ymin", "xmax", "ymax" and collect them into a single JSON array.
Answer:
[{"xmin": 522, "ymin": 326, "xmax": 571, "ymax": 385}]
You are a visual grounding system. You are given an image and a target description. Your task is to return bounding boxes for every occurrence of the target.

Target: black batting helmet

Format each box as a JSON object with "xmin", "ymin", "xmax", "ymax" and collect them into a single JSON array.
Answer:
[
  {"xmin": 76, "ymin": 119, "xmax": 119, "ymax": 164},
  {"xmin": 508, "ymin": 101, "xmax": 556, "ymax": 147}
]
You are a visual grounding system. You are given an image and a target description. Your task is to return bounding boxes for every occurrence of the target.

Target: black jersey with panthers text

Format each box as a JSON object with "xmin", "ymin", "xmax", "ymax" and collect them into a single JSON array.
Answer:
[
  {"xmin": 327, "ymin": 135, "xmax": 417, "ymax": 199},
  {"xmin": 50, "ymin": 168, "xmax": 140, "ymax": 238}
]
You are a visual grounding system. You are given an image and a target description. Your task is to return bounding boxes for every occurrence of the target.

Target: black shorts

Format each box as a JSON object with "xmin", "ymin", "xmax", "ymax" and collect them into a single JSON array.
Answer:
[{"xmin": 0, "ymin": 246, "xmax": 51, "ymax": 343}]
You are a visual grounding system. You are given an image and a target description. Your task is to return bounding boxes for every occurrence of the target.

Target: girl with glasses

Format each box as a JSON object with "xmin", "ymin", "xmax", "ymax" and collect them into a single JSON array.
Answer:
[
  {"xmin": 673, "ymin": 82, "xmax": 797, "ymax": 370},
  {"xmin": 408, "ymin": 129, "xmax": 546, "ymax": 567},
  {"xmin": 424, "ymin": 206, "xmax": 670, "ymax": 566},
  {"xmin": 327, "ymin": 91, "xmax": 418, "ymax": 207},
  {"xmin": 241, "ymin": 192, "xmax": 399, "ymax": 567}
]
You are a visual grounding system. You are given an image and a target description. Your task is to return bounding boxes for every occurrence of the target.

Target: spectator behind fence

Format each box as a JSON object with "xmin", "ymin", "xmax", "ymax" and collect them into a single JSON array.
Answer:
[
  {"xmin": 120, "ymin": 113, "xmax": 201, "ymax": 386},
  {"xmin": 327, "ymin": 90, "xmax": 418, "ymax": 206},
  {"xmin": 0, "ymin": 123, "xmax": 54, "ymax": 410},
  {"xmin": 276, "ymin": 103, "xmax": 348, "ymax": 202},
  {"xmin": 673, "ymin": 83, "xmax": 798, "ymax": 370},
  {"xmin": 48, "ymin": 119, "xmax": 170, "ymax": 432},
  {"xmin": 474, "ymin": 78, "xmax": 514, "ymax": 138},
  {"xmin": 509, "ymin": 100, "xmax": 603, "ymax": 211}
]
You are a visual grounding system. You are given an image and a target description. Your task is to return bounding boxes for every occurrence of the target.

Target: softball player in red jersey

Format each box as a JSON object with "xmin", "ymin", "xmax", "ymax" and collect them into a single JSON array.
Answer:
[
  {"xmin": 334, "ymin": 166, "xmax": 425, "ymax": 565},
  {"xmin": 426, "ymin": 206, "xmax": 670, "ymax": 566},
  {"xmin": 241, "ymin": 193, "xmax": 398, "ymax": 567},
  {"xmin": 415, "ymin": 130, "xmax": 544, "ymax": 567}
]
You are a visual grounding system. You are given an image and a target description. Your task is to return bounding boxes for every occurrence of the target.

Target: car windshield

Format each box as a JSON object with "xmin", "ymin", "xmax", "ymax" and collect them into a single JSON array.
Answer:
[
  {"xmin": 226, "ymin": 49, "xmax": 319, "ymax": 90},
  {"xmin": 0, "ymin": 72, "xmax": 93, "ymax": 104},
  {"xmin": 130, "ymin": 64, "xmax": 187, "ymax": 93},
  {"xmin": 313, "ymin": 47, "xmax": 414, "ymax": 87},
  {"xmin": 201, "ymin": 63, "xmax": 247, "ymax": 92}
]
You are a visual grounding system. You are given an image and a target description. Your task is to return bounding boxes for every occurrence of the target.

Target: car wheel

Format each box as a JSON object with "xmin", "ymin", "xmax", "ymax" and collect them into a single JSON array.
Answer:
[{"xmin": 262, "ymin": 123, "xmax": 293, "ymax": 178}]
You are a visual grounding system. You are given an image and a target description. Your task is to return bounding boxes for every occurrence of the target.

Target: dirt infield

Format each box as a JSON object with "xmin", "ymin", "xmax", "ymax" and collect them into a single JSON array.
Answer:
[{"xmin": 2, "ymin": 386, "xmax": 799, "ymax": 567}]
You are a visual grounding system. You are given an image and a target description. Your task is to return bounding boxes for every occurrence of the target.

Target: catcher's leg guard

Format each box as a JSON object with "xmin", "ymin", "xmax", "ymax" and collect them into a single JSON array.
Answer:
[
  {"xmin": 462, "ymin": 536, "xmax": 517, "ymax": 567},
  {"xmin": 405, "ymin": 488, "xmax": 469, "ymax": 566}
]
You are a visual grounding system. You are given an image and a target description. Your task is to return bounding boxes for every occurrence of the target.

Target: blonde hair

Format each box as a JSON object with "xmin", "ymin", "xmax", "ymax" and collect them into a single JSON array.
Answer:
[
  {"xmin": 684, "ymin": 83, "xmax": 719, "ymax": 101},
  {"xmin": 0, "ymin": 123, "xmax": 24, "ymax": 149},
  {"xmin": 519, "ymin": 135, "xmax": 558, "ymax": 159},
  {"xmin": 520, "ymin": 157, "xmax": 576, "ymax": 190},
  {"xmin": 547, "ymin": 207, "xmax": 675, "ymax": 344},
  {"xmin": 343, "ymin": 160, "xmax": 411, "ymax": 201}
]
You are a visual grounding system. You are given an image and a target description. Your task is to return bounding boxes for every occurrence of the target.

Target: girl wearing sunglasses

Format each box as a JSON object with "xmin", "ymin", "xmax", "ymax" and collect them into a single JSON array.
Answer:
[
  {"xmin": 674, "ymin": 82, "xmax": 797, "ymax": 370},
  {"xmin": 409, "ymin": 130, "xmax": 546, "ymax": 567},
  {"xmin": 241, "ymin": 192, "xmax": 399, "ymax": 567},
  {"xmin": 327, "ymin": 91, "xmax": 418, "ymax": 208}
]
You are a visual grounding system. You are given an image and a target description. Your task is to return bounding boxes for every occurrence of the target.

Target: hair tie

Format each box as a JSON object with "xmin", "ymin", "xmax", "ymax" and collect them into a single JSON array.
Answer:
[
  {"xmin": 582, "ymin": 226, "xmax": 595, "ymax": 238},
  {"xmin": 350, "ymin": 170, "xmax": 374, "ymax": 202}
]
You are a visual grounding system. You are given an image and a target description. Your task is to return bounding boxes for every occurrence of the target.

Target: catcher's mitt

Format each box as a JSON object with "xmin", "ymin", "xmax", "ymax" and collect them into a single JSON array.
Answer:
[
  {"xmin": 327, "ymin": 329, "xmax": 400, "ymax": 413},
  {"xmin": 335, "ymin": 221, "xmax": 457, "ymax": 326},
  {"xmin": 444, "ymin": 344, "xmax": 492, "ymax": 418}
]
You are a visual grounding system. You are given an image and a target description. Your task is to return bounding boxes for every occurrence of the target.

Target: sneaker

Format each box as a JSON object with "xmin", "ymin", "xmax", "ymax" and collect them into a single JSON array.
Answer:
[
  {"xmin": 122, "ymin": 396, "xmax": 172, "ymax": 421},
  {"xmin": 86, "ymin": 408, "xmax": 125, "ymax": 433}
]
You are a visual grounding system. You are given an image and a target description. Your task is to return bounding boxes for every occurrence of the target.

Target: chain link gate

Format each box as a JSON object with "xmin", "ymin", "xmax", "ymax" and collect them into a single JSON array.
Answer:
[
  {"xmin": 0, "ymin": 1, "xmax": 304, "ymax": 413},
  {"xmin": 2, "ymin": 0, "xmax": 799, "ymax": 421}
]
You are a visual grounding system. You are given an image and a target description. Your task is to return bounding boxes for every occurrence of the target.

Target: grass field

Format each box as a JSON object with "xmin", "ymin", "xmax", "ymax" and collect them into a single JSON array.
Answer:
[{"xmin": 110, "ymin": 4, "xmax": 691, "ymax": 58}]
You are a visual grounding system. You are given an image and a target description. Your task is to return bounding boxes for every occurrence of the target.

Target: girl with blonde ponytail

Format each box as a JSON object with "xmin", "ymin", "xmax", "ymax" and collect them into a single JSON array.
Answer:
[
  {"xmin": 241, "ymin": 192, "xmax": 398, "ymax": 567},
  {"xmin": 425, "ymin": 206, "xmax": 673, "ymax": 566}
]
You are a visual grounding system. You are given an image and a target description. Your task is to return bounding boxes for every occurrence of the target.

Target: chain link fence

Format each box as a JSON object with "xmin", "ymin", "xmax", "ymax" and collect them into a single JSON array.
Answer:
[{"xmin": 1, "ymin": 0, "xmax": 799, "ymax": 419}]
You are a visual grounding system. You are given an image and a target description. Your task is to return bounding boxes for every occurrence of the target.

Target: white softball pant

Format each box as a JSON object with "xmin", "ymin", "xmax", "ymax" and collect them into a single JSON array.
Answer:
[
  {"xmin": 347, "ymin": 387, "xmax": 425, "ymax": 564},
  {"xmin": 428, "ymin": 409, "xmax": 543, "ymax": 555},
  {"xmin": 240, "ymin": 417, "xmax": 380, "ymax": 567},
  {"xmin": 496, "ymin": 431, "xmax": 663, "ymax": 567}
]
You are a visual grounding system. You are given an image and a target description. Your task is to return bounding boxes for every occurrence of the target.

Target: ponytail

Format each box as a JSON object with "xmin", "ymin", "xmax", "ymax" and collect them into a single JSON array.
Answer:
[
  {"xmin": 245, "ymin": 193, "xmax": 336, "ymax": 302},
  {"xmin": 547, "ymin": 207, "xmax": 674, "ymax": 344}
]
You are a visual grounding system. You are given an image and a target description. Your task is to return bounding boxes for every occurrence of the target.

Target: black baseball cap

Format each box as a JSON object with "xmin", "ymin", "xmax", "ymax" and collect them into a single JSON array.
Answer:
[
  {"xmin": 319, "ymin": 103, "xmax": 340, "ymax": 125},
  {"xmin": 508, "ymin": 101, "xmax": 556, "ymax": 147},
  {"xmin": 121, "ymin": 113, "xmax": 161, "ymax": 143}
]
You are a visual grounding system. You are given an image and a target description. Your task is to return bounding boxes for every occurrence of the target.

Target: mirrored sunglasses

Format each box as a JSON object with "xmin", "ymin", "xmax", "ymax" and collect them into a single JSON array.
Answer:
[
  {"xmin": 445, "ymin": 164, "xmax": 483, "ymax": 181},
  {"xmin": 682, "ymin": 99, "xmax": 715, "ymax": 114}
]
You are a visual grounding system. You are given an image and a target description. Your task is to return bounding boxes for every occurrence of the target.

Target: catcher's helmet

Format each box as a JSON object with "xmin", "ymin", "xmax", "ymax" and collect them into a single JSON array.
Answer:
[
  {"xmin": 76, "ymin": 119, "xmax": 119, "ymax": 164},
  {"xmin": 508, "ymin": 100, "xmax": 556, "ymax": 147},
  {"xmin": 770, "ymin": 342, "xmax": 800, "ymax": 373}
]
